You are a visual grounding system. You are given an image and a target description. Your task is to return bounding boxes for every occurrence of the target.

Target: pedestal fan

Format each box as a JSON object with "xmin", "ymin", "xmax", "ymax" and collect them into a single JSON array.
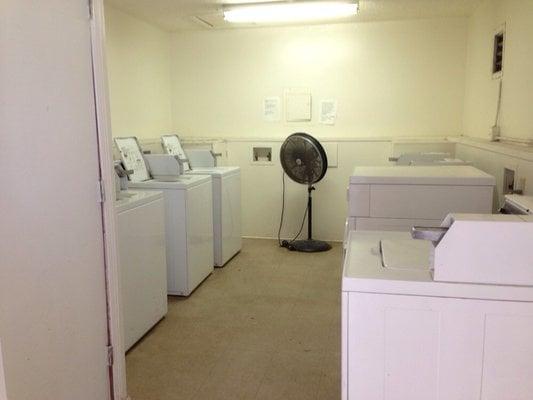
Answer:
[{"xmin": 279, "ymin": 132, "xmax": 331, "ymax": 252}]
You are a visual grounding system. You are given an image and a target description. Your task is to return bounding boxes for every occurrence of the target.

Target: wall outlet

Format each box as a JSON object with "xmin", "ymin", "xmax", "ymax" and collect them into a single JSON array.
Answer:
[{"xmin": 503, "ymin": 167, "xmax": 515, "ymax": 194}]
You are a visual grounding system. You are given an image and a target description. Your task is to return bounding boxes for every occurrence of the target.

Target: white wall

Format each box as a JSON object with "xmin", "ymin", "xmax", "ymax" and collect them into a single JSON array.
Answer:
[
  {"xmin": 105, "ymin": 4, "xmax": 173, "ymax": 139},
  {"xmin": 455, "ymin": 138, "xmax": 533, "ymax": 207},
  {"xmin": 170, "ymin": 18, "xmax": 468, "ymax": 139},
  {"xmin": 463, "ymin": 0, "xmax": 533, "ymax": 140},
  {"xmin": 166, "ymin": 17, "xmax": 468, "ymax": 240}
]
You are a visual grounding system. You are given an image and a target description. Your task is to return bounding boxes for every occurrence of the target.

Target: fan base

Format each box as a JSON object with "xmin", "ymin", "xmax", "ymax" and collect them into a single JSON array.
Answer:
[{"xmin": 287, "ymin": 239, "xmax": 332, "ymax": 253}]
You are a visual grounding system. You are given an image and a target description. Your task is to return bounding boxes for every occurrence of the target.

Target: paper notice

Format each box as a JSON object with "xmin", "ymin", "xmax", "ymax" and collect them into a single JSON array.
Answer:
[
  {"xmin": 319, "ymin": 100, "xmax": 337, "ymax": 125},
  {"xmin": 263, "ymin": 97, "xmax": 281, "ymax": 122}
]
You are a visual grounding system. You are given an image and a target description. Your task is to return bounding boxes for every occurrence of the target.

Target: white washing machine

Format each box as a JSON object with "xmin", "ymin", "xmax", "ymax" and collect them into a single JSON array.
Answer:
[
  {"xmin": 344, "ymin": 166, "xmax": 495, "ymax": 248},
  {"xmin": 342, "ymin": 214, "xmax": 533, "ymax": 400},
  {"xmin": 115, "ymin": 190, "xmax": 167, "ymax": 350},
  {"xmin": 115, "ymin": 137, "xmax": 214, "ymax": 296},
  {"xmin": 186, "ymin": 167, "xmax": 241, "ymax": 267},
  {"xmin": 160, "ymin": 134, "xmax": 242, "ymax": 267},
  {"xmin": 129, "ymin": 176, "xmax": 214, "ymax": 296}
]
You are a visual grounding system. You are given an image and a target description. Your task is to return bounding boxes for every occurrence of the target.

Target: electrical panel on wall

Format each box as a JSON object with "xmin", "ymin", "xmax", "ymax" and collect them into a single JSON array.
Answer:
[{"xmin": 492, "ymin": 25, "xmax": 505, "ymax": 79}]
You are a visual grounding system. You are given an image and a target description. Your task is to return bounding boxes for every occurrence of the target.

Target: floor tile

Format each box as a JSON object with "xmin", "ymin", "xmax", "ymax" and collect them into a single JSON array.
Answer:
[
  {"xmin": 126, "ymin": 238, "xmax": 342, "ymax": 400},
  {"xmin": 254, "ymin": 351, "xmax": 324, "ymax": 400},
  {"xmin": 190, "ymin": 349, "xmax": 272, "ymax": 400}
]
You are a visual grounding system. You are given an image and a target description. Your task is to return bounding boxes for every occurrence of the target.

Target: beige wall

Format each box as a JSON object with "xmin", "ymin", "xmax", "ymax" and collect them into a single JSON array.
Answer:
[
  {"xmin": 104, "ymin": 1, "xmax": 533, "ymax": 241},
  {"xmin": 463, "ymin": 0, "xmax": 533, "ymax": 140},
  {"xmin": 454, "ymin": 138, "xmax": 533, "ymax": 206},
  {"xmin": 170, "ymin": 18, "xmax": 468, "ymax": 139},
  {"xmin": 105, "ymin": 4, "xmax": 173, "ymax": 139}
]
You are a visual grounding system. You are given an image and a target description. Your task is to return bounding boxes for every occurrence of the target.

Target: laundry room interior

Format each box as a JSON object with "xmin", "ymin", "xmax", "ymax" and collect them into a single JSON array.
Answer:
[
  {"xmin": 2, "ymin": 1, "xmax": 533, "ymax": 400},
  {"xmin": 104, "ymin": 0, "xmax": 533, "ymax": 400}
]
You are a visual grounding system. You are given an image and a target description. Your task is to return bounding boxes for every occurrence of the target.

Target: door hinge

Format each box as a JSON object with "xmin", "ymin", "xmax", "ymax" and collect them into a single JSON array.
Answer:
[
  {"xmin": 107, "ymin": 345, "xmax": 114, "ymax": 366},
  {"xmin": 98, "ymin": 180, "xmax": 106, "ymax": 203}
]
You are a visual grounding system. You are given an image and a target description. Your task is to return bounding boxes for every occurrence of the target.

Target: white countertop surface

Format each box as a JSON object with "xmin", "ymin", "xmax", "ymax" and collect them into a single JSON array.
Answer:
[
  {"xmin": 128, "ymin": 174, "xmax": 212, "ymax": 189},
  {"xmin": 350, "ymin": 165, "xmax": 496, "ymax": 185},
  {"xmin": 186, "ymin": 166, "xmax": 240, "ymax": 177},
  {"xmin": 114, "ymin": 190, "xmax": 163, "ymax": 213}
]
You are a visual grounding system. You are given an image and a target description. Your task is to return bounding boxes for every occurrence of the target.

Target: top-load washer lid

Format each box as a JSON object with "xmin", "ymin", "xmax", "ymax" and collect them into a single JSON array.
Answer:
[
  {"xmin": 350, "ymin": 166, "xmax": 495, "ymax": 186},
  {"xmin": 128, "ymin": 174, "xmax": 212, "ymax": 190},
  {"xmin": 186, "ymin": 149, "xmax": 217, "ymax": 168},
  {"xmin": 161, "ymin": 134, "xmax": 191, "ymax": 172},
  {"xmin": 114, "ymin": 137, "xmax": 151, "ymax": 183},
  {"xmin": 342, "ymin": 230, "xmax": 533, "ymax": 302},
  {"xmin": 380, "ymin": 239, "xmax": 430, "ymax": 271},
  {"xmin": 186, "ymin": 166, "xmax": 241, "ymax": 177},
  {"xmin": 114, "ymin": 190, "xmax": 163, "ymax": 213}
]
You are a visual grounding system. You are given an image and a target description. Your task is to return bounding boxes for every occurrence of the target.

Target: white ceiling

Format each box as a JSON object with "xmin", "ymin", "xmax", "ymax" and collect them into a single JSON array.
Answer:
[{"xmin": 106, "ymin": 0, "xmax": 482, "ymax": 31}]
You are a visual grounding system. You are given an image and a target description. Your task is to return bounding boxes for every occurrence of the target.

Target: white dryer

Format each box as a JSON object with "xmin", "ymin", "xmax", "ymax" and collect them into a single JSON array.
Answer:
[
  {"xmin": 115, "ymin": 190, "xmax": 167, "ymax": 350},
  {"xmin": 115, "ymin": 137, "xmax": 214, "ymax": 296},
  {"xmin": 342, "ymin": 214, "xmax": 533, "ymax": 400},
  {"xmin": 345, "ymin": 165, "xmax": 495, "ymax": 243},
  {"xmin": 160, "ymin": 134, "xmax": 242, "ymax": 267}
]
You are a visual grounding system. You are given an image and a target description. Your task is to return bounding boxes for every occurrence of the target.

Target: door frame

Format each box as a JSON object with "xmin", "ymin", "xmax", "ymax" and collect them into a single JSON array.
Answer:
[
  {"xmin": 89, "ymin": 0, "xmax": 128, "ymax": 399},
  {"xmin": 0, "ymin": 341, "xmax": 7, "ymax": 400}
]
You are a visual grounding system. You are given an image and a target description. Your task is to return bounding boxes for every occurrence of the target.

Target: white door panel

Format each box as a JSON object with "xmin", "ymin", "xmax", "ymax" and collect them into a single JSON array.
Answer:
[{"xmin": 0, "ymin": 1, "xmax": 111, "ymax": 399}]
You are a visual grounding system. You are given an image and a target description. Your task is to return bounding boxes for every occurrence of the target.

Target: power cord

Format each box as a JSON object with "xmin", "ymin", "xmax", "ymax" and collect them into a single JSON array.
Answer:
[
  {"xmin": 277, "ymin": 171, "xmax": 309, "ymax": 248},
  {"xmin": 277, "ymin": 171, "xmax": 286, "ymax": 246}
]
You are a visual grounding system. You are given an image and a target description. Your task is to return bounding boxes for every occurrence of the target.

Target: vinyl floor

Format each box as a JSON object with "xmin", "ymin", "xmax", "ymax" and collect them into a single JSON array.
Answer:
[{"xmin": 126, "ymin": 238, "xmax": 343, "ymax": 400}]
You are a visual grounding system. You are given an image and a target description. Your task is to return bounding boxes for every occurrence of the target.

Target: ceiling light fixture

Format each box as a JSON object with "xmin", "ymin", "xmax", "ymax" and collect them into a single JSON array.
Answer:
[{"xmin": 223, "ymin": 1, "xmax": 359, "ymax": 24}]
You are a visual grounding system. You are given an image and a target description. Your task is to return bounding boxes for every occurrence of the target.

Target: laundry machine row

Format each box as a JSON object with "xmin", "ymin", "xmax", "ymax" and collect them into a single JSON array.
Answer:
[{"xmin": 115, "ymin": 137, "xmax": 214, "ymax": 296}]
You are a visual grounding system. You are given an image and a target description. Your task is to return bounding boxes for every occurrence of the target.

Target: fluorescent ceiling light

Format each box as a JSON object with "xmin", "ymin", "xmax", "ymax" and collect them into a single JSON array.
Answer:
[{"xmin": 223, "ymin": 1, "xmax": 359, "ymax": 24}]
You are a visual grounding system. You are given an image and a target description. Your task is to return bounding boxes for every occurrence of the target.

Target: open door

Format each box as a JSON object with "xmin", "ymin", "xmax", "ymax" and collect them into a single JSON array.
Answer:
[{"xmin": 0, "ymin": 0, "xmax": 123, "ymax": 398}]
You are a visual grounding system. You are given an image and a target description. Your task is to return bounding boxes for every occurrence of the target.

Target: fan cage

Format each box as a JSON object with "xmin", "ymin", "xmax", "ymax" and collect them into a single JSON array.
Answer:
[{"xmin": 280, "ymin": 133, "xmax": 328, "ymax": 185}]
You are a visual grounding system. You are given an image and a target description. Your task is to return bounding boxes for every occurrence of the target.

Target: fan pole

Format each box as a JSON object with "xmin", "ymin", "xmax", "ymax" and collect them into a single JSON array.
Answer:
[
  {"xmin": 307, "ymin": 185, "xmax": 315, "ymax": 240},
  {"xmin": 285, "ymin": 184, "xmax": 331, "ymax": 252}
]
